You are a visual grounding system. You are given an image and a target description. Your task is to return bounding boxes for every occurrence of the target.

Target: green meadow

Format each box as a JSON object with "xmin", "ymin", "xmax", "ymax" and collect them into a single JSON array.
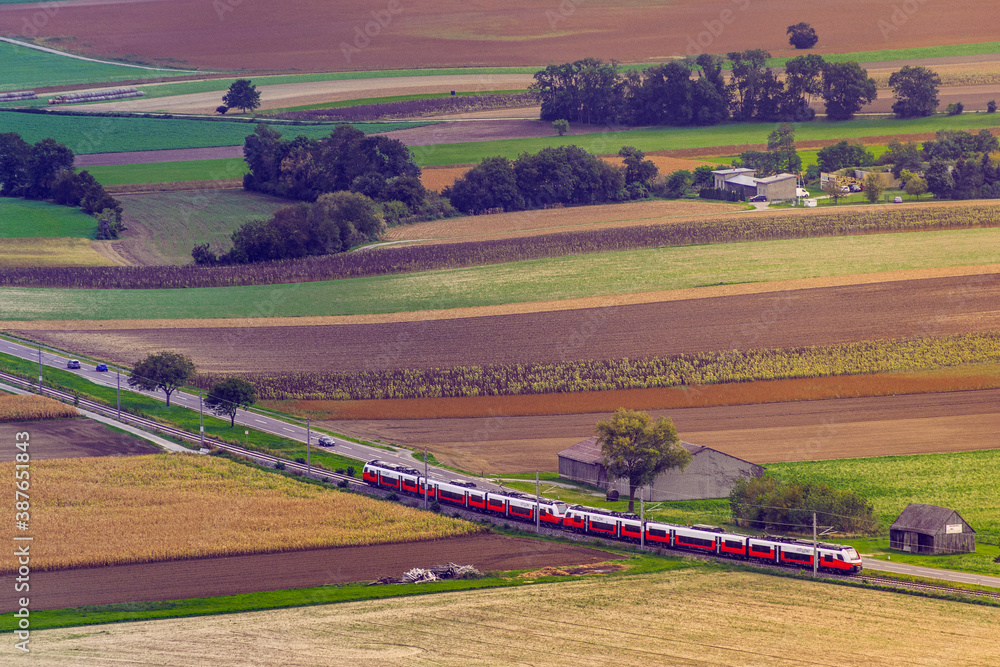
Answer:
[
  {"xmin": 1, "ymin": 227, "xmax": 998, "ymax": 320},
  {"xmin": 0, "ymin": 199, "xmax": 98, "ymax": 238}
]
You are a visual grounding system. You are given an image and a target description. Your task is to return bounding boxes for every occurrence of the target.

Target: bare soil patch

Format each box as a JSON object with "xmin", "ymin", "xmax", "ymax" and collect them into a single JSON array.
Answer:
[
  {"xmin": 20, "ymin": 273, "xmax": 1000, "ymax": 374},
  {"xmin": 387, "ymin": 198, "xmax": 742, "ymax": 240},
  {"xmin": 326, "ymin": 387, "xmax": 1000, "ymax": 473},
  {"xmin": 75, "ymin": 146, "xmax": 244, "ymax": 167},
  {"xmin": 6, "ymin": 534, "xmax": 617, "ymax": 612},
  {"xmin": 2, "ymin": 0, "xmax": 996, "ymax": 72},
  {"xmin": 0, "ymin": 418, "xmax": 159, "ymax": 462}
]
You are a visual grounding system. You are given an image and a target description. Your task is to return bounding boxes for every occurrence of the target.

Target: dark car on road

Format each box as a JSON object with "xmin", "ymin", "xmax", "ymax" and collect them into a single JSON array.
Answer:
[
  {"xmin": 317, "ymin": 435, "xmax": 335, "ymax": 447},
  {"xmin": 95, "ymin": 363, "xmax": 109, "ymax": 372},
  {"xmin": 749, "ymin": 194, "xmax": 767, "ymax": 202},
  {"xmin": 66, "ymin": 359, "xmax": 81, "ymax": 369}
]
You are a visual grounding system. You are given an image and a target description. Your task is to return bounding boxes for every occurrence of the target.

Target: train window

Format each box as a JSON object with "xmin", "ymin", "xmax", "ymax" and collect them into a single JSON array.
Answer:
[
  {"xmin": 678, "ymin": 536, "xmax": 713, "ymax": 548},
  {"xmin": 648, "ymin": 528, "xmax": 667, "ymax": 538},
  {"xmin": 591, "ymin": 520, "xmax": 615, "ymax": 532}
]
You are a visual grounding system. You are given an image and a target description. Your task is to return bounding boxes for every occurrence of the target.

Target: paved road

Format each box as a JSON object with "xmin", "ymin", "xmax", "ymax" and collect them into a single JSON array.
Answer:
[
  {"xmin": 863, "ymin": 557, "xmax": 1000, "ymax": 588},
  {"xmin": 0, "ymin": 336, "xmax": 502, "ymax": 490}
]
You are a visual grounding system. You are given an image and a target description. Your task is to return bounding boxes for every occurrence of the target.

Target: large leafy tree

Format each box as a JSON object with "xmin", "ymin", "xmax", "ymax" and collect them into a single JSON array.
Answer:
[
  {"xmin": 128, "ymin": 352, "xmax": 195, "ymax": 407},
  {"xmin": 222, "ymin": 78, "xmax": 261, "ymax": 113},
  {"xmin": 889, "ymin": 66, "xmax": 941, "ymax": 118},
  {"xmin": 780, "ymin": 54, "xmax": 824, "ymax": 120},
  {"xmin": 26, "ymin": 138, "xmax": 74, "ymax": 199},
  {"xmin": 821, "ymin": 62, "xmax": 877, "ymax": 120},
  {"xmin": 442, "ymin": 156, "xmax": 525, "ymax": 214},
  {"xmin": 596, "ymin": 408, "xmax": 691, "ymax": 513},
  {"xmin": 816, "ymin": 140, "xmax": 873, "ymax": 173},
  {"xmin": 786, "ymin": 22, "xmax": 818, "ymax": 49},
  {"xmin": 0, "ymin": 132, "xmax": 31, "ymax": 197},
  {"xmin": 532, "ymin": 58, "xmax": 621, "ymax": 125},
  {"xmin": 726, "ymin": 49, "xmax": 780, "ymax": 121},
  {"xmin": 205, "ymin": 377, "xmax": 257, "ymax": 427}
]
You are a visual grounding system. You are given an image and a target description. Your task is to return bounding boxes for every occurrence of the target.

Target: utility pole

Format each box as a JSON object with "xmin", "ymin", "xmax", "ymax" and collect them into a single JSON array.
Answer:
[
  {"xmin": 813, "ymin": 512, "xmax": 818, "ymax": 578},
  {"xmin": 423, "ymin": 446, "xmax": 429, "ymax": 510},
  {"xmin": 37, "ymin": 345, "xmax": 42, "ymax": 394},
  {"xmin": 306, "ymin": 418, "xmax": 311, "ymax": 477},
  {"xmin": 640, "ymin": 487, "xmax": 645, "ymax": 549},
  {"xmin": 116, "ymin": 367, "xmax": 121, "ymax": 421},
  {"xmin": 199, "ymin": 392, "xmax": 204, "ymax": 447},
  {"xmin": 535, "ymin": 471, "xmax": 540, "ymax": 533}
]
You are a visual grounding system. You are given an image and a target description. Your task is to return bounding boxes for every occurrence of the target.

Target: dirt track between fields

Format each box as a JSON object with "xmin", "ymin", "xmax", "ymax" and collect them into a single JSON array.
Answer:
[
  {"xmin": 1, "ymin": 534, "xmax": 616, "ymax": 612},
  {"xmin": 328, "ymin": 388, "xmax": 1000, "ymax": 473},
  {"xmin": 17, "ymin": 272, "xmax": 1000, "ymax": 373}
]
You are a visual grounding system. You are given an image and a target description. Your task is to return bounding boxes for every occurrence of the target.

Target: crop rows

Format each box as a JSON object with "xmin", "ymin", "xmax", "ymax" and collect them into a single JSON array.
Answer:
[
  {"xmin": 3, "ymin": 454, "xmax": 478, "ymax": 572},
  {"xmin": 277, "ymin": 93, "xmax": 539, "ymax": 122},
  {"xmin": 0, "ymin": 394, "xmax": 77, "ymax": 423},
  {"xmin": 3, "ymin": 203, "xmax": 1000, "ymax": 289},
  {"xmin": 195, "ymin": 332, "xmax": 1000, "ymax": 401}
]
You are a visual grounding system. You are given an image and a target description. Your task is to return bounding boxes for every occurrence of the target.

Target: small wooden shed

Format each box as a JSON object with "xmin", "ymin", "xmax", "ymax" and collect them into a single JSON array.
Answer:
[{"xmin": 889, "ymin": 503, "xmax": 975, "ymax": 555}]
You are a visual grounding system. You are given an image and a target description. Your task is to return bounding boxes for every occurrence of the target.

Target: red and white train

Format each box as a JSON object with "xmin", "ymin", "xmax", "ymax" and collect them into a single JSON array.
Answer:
[{"xmin": 362, "ymin": 460, "xmax": 863, "ymax": 574}]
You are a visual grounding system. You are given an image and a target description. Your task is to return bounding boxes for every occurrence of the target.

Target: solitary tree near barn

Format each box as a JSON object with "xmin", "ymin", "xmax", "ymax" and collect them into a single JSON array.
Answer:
[
  {"xmin": 127, "ymin": 351, "xmax": 195, "ymax": 407},
  {"xmin": 205, "ymin": 377, "xmax": 257, "ymax": 427},
  {"xmin": 786, "ymin": 22, "xmax": 818, "ymax": 49},
  {"xmin": 596, "ymin": 408, "xmax": 691, "ymax": 513},
  {"xmin": 863, "ymin": 172, "xmax": 887, "ymax": 204},
  {"xmin": 222, "ymin": 79, "xmax": 261, "ymax": 114},
  {"xmin": 821, "ymin": 62, "xmax": 877, "ymax": 120}
]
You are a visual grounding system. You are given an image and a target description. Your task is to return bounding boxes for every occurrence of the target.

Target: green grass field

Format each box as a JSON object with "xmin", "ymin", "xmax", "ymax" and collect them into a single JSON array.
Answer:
[
  {"xmin": 415, "ymin": 114, "xmax": 1000, "ymax": 166},
  {"xmin": 87, "ymin": 159, "xmax": 248, "ymax": 186},
  {"xmin": 0, "ymin": 198, "xmax": 98, "ymax": 238},
  {"xmin": 0, "ymin": 111, "xmax": 430, "ymax": 154},
  {"xmin": 0, "ymin": 40, "xmax": 195, "ymax": 92},
  {"xmin": 1, "ymin": 226, "xmax": 998, "ymax": 320},
  {"xmin": 117, "ymin": 189, "xmax": 289, "ymax": 264}
]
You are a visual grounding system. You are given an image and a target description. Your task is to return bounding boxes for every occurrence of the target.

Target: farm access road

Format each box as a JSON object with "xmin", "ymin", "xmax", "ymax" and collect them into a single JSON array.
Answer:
[{"xmin": 0, "ymin": 337, "xmax": 494, "ymax": 489}]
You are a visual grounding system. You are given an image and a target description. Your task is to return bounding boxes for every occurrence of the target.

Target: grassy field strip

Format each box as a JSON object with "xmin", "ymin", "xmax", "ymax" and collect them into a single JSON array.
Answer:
[
  {"xmin": 22, "ymin": 570, "xmax": 1000, "ymax": 663},
  {"xmin": 116, "ymin": 190, "xmax": 289, "ymax": 264},
  {"xmin": 0, "ymin": 238, "xmax": 112, "ymax": 267},
  {"xmin": 1, "ymin": 227, "xmax": 998, "ymax": 320},
  {"xmin": 0, "ymin": 198, "xmax": 97, "ymax": 238},
  {"xmin": 0, "ymin": 454, "xmax": 476, "ymax": 571},
  {"xmin": 88, "ymin": 159, "xmax": 249, "ymax": 186},
  {"xmin": 415, "ymin": 114, "xmax": 1000, "ymax": 166},
  {"xmin": 0, "ymin": 40, "xmax": 196, "ymax": 92},
  {"xmin": 0, "ymin": 112, "xmax": 429, "ymax": 154}
]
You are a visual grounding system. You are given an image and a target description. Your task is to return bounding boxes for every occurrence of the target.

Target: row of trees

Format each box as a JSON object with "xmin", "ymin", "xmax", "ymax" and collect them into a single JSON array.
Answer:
[
  {"xmin": 193, "ymin": 191, "xmax": 385, "ymax": 265},
  {"xmin": 532, "ymin": 51, "xmax": 879, "ymax": 126},
  {"xmin": 442, "ymin": 145, "xmax": 663, "ymax": 214},
  {"xmin": 729, "ymin": 475, "xmax": 879, "ymax": 534},
  {"xmin": 242, "ymin": 123, "xmax": 453, "ymax": 223},
  {"xmin": 128, "ymin": 351, "xmax": 253, "ymax": 426},
  {"xmin": 0, "ymin": 132, "xmax": 123, "ymax": 238}
]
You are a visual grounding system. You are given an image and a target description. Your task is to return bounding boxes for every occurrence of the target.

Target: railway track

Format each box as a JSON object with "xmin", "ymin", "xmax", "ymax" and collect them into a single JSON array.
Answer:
[
  {"xmin": 0, "ymin": 370, "xmax": 356, "ymax": 485},
  {"xmin": 858, "ymin": 573, "xmax": 1000, "ymax": 601}
]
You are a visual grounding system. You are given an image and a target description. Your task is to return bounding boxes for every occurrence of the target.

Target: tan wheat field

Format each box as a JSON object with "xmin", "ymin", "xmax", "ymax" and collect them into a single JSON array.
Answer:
[{"xmin": 0, "ymin": 394, "xmax": 77, "ymax": 423}]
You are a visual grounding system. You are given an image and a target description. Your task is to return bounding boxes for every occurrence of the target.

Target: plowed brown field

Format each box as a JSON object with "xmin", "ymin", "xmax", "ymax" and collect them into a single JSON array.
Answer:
[
  {"xmin": 5, "ymin": 534, "xmax": 617, "ymax": 612},
  {"xmin": 1, "ymin": 0, "xmax": 995, "ymax": 71},
  {"xmin": 20, "ymin": 273, "xmax": 1000, "ymax": 374},
  {"xmin": 326, "ymin": 388, "xmax": 1000, "ymax": 473}
]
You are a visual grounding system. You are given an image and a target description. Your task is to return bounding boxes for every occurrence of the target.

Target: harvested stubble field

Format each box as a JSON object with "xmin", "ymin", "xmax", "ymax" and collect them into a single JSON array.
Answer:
[
  {"xmin": 0, "ymin": 418, "xmax": 160, "ymax": 462},
  {"xmin": 26, "ymin": 569, "xmax": 1000, "ymax": 665},
  {"xmin": 2, "ymin": 0, "xmax": 996, "ymax": 71},
  {"xmin": 6, "ymin": 534, "xmax": 617, "ymax": 613},
  {"xmin": 0, "ymin": 238, "xmax": 114, "ymax": 267},
  {"xmin": 326, "ymin": 386, "xmax": 1000, "ymax": 473},
  {"xmin": 0, "ymin": 454, "xmax": 479, "ymax": 572},
  {"xmin": 27, "ymin": 273, "xmax": 1000, "ymax": 374}
]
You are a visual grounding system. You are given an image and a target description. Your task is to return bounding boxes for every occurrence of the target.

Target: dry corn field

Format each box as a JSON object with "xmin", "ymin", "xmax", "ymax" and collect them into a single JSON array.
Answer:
[
  {"xmin": 0, "ymin": 454, "xmax": 479, "ymax": 572},
  {"xmin": 0, "ymin": 238, "xmax": 114, "ymax": 268},
  {"xmin": 30, "ymin": 569, "xmax": 1000, "ymax": 665},
  {"xmin": 0, "ymin": 394, "xmax": 77, "ymax": 423}
]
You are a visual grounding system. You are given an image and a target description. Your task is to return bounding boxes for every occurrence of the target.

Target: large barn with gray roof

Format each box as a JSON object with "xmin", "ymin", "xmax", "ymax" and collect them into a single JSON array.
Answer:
[{"xmin": 557, "ymin": 436, "xmax": 764, "ymax": 501}]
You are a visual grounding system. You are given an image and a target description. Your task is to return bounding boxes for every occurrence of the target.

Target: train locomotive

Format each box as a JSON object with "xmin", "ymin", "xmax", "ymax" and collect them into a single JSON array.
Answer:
[{"xmin": 362, "ymin": 460, "xmax": 863, "ymax": 574}]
